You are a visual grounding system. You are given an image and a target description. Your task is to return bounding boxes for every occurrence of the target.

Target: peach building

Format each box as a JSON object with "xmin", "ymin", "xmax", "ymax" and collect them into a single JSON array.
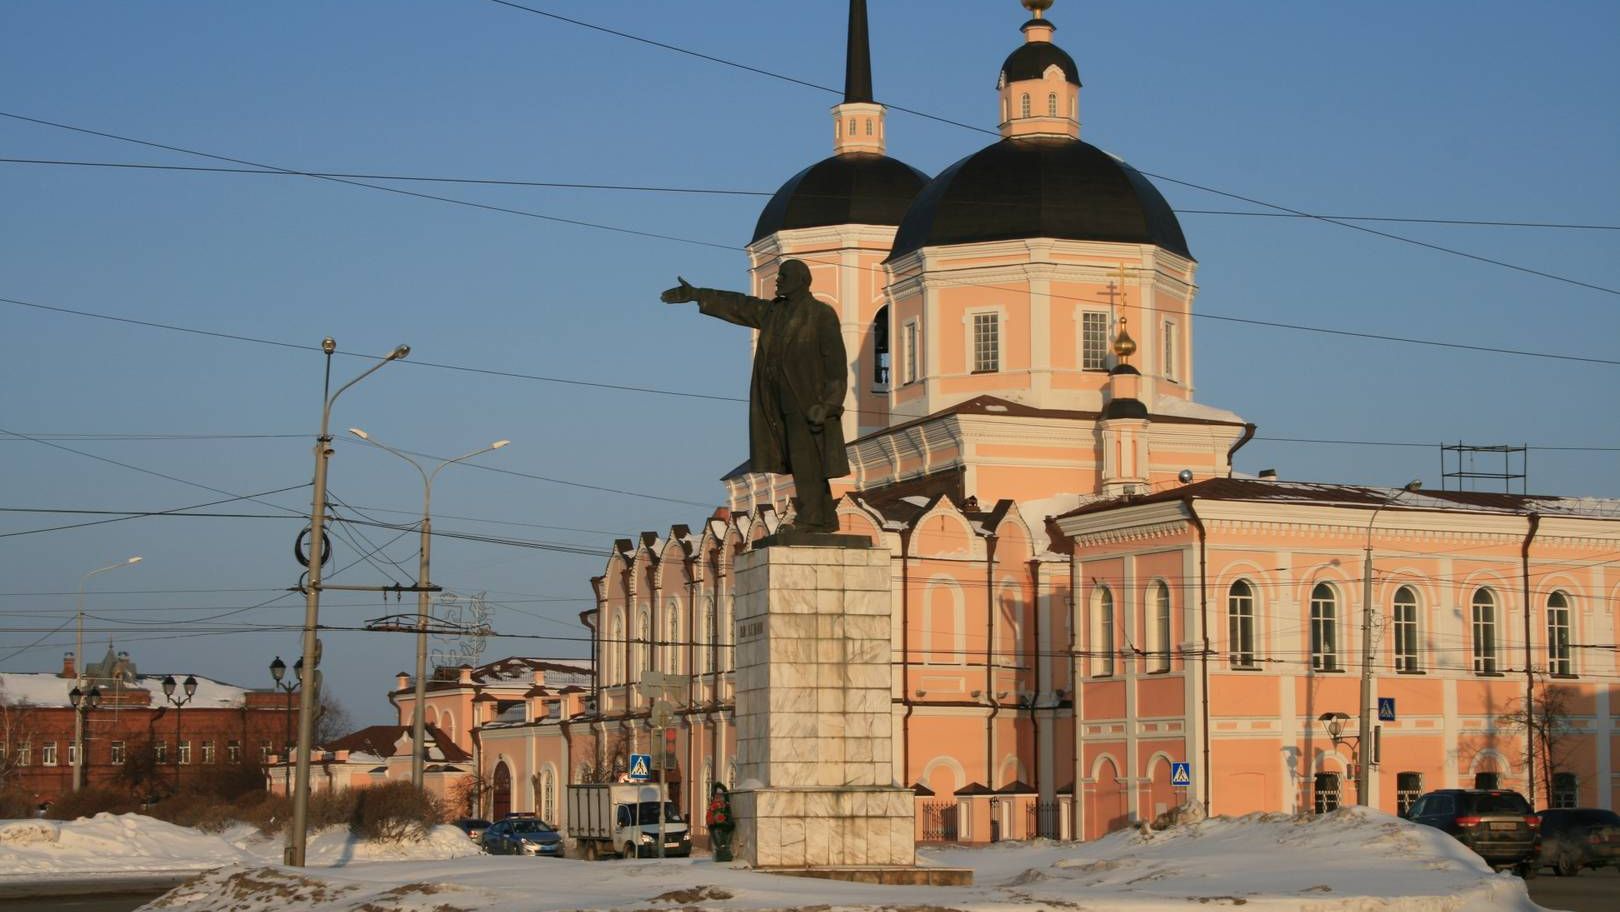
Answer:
[{"xmin": 398, "ymin": 1, "xmax": 1619, "ymax": 842}]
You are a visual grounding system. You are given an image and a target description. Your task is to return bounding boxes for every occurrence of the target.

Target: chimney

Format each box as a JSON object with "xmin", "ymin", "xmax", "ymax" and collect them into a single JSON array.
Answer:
[
  {"xmin": 1258, "ymin": 469, "xmax": 1279, "ymax": 480},
  {"xmin": 61, "ymin": 651, "xmax": 76, "ymax": 679}
]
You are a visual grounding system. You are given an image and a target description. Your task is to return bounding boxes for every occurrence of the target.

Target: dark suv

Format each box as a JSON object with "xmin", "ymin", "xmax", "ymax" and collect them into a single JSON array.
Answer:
[
  {"xmin": 1403, "ymin": 789, "xmax": 1539, "ymax": 875},
  {"xmin": 1536, "ymin": 808, "xmax": 1620, "ymax": 876}
]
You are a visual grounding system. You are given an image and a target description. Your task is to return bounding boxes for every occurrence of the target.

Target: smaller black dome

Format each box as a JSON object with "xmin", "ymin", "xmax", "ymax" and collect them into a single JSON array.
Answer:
[
  {"xmin": 752, "ymin": 153, "xmax": 930, "ymax": 243},
  {"xmin": 1001, "ymin": 41, "xmax": 1079, "ymax": 85}
]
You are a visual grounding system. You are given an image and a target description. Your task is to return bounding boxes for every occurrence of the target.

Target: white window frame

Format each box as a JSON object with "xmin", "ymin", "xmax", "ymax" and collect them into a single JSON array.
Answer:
[
  {"xmin": 202, "ymin": 740, "xmax": 215, "ymax": 765},
  {"xmin": 1310, "ymin": 583, "xmax": 1339, "ymax": 672},
  {"xmin": 1092, "ymin": 586, "xmax": 1115, "ymax": 678},
  {"xmin": 67, "ymin": 743, "xmax": 77, "ymax": 766},
  {"xmin": 1547, "ymin": 591, "xmax": 1572, "ymax": 675},
  {"xmin": 15, "ymin": 741, "xmax": 28, "ymax": 767},
  {"xmin": 903, "ymin": 320, "xmax": 920, "ymax": 385},
  {"xmin": 1392, "ymin": 586, "xmax": 1420, "ymax": 672},
  {"xmin": 41, "ymin": 741, "xmax": 57, "ymax": 766},
  {"xmin": 967, "ymin": 308, "xmax": 1002, "ymax": 374},
  {"xmin": 1080, "ymin": 310, "xmax": 1110, "ymax": 370},
  {"xmin": 1150, "ymin": 581, "xmax": 1171, "ymax": 673},
  {"xmin": 110, "ymin": 740, "xmax": 126, "ymax": 765},
  {"xmin": 1047, "ymin": 92, "xmax": 1058, "ymax": 116},
  {"xmin": 1162, "ymin": 320, "xmax": 1178, "ymax": 381},
  {"xmin": 178, "ymin": 741, "xmax": 191, "ymax": 765},
  {"xmin": 1020, "ymin": 93, "xmax": 1030, "ymax": 118},
  {"xmin": 227, "ymin": 740, "xmax": 241, "ymax": 763},
  {"xmin": 1471, "ymin": 588, "xmax": 1499, "ymax": 674},
  {"xmin": 1550, "ymin": 772, "xmax": 1578, "ymax": 809},
  {"xmin": 1227, "ymin": 581, "xmax": 1256, "ymax": 669}
]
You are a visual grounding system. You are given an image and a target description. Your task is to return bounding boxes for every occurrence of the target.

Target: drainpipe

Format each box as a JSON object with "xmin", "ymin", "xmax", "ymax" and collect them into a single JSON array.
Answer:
[
  {"xmin": 985, "ymin": 535, "xmax": 999, "ymax": 786},
  {"xmin": 1225, "ymin": 423, "xmax": 1257, "ymax": 476},
  {"xmin": 1521, "ymin": 513, "xmax": 1540, "ymax": 805},
  {"xmin": 900, "ymin": 527, "xmax": 914, "ymax": 783},
  {"xmin": 1185, "ymin": 498, "xmax": 1212, "ymax": 811}
]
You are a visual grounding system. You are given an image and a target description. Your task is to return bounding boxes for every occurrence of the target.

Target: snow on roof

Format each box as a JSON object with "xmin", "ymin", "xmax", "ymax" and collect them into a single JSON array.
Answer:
[
  {"xmin": 1151, "ymin": 394, "xmax": 1246, "ymax": 425},
  {"xmin": 0, "ymin": 672, "xmax": 248, "ymax": 709}
]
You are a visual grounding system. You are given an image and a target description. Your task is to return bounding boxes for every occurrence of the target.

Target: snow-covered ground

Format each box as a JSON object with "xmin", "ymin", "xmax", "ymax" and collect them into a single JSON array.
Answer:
[
  {"xmin": 124, "ymin": 806, "xmax": 1544, "ymax": 912},
  {"xmin": 0, "ymin": 813, "xmax": 479, "ymax": 883}
]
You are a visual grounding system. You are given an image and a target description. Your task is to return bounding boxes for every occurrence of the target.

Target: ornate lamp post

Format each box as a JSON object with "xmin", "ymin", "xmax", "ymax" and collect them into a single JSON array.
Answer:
[
  {"xmin": 67, "ymin": 684, "xmax": 102, "ymax": 790},
  {"xmin": 348, "ymin": 427, "xmax": 508, "ymax": 790},
  {"xmin": 268, "ymin": 657, "xmax": 301, "ymax": 797},
  {"xmin": 161, "ymin": 674, "xmax": 198, "ymax": 794}
]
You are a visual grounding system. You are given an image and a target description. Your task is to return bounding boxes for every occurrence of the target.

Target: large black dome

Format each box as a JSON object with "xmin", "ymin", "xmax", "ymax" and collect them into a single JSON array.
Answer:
[
  {"xmin": 752, "ymin": 153, "xmax": 930, "ymax": 244},
  {"xmin": 888, "ymin": 137, "xmax": 1190, "ymax": 260}
]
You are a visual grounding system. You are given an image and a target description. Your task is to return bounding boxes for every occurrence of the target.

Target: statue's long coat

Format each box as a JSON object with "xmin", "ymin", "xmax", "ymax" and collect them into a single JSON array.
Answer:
[{"xmin": 693, "ymin": 287, "xmax": 851, "ymax": 479}]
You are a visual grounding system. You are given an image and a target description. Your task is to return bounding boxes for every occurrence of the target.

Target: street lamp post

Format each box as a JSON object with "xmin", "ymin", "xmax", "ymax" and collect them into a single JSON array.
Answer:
[
  {"xmin": 161, "ymin": 675, "xmax": 198, "ymax": 794},
  {"xmin": 67, "ymin": 685, "xmax": 102, "ymax": 790},
  {"xmin": 269, "ymin": 657, "xmax": 301, "ymax": 797},
  {"xmin": 288, "ymin": 338, "xmax": 409, "ymax": 868},
  {"xmin": 1358, "ymin": 480, "xmax": 1421, "ymax": 806},
  {"xmin": 72, "ymin": 556, "xmax": 141, "ymax": 792},
  {"xmin": 348, "ymin": 427, "xmax": 508, "ymax": 790}
]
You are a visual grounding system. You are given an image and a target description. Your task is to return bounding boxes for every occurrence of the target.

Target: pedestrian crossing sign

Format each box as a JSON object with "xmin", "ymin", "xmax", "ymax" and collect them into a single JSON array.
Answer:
[
  {"xmin": 1378, "ymin": 697, "xmax": 1396, "ymax": 722},
  {"xmin": 1171, "ymin": 762, "xmax": 1192, "ymax": 788},
  {"xmin": 628, "ymin": 753, "xmax": 652, "ymax": 782}
]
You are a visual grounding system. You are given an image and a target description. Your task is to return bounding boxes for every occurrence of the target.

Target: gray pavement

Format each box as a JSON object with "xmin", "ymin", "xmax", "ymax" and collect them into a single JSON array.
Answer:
[{"xmin": 1525, "ymin": 865, "xmax": 1619, "ymax": 912}]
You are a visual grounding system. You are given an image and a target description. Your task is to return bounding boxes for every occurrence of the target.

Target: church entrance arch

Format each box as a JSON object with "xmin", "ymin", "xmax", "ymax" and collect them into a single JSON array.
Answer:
[{"xmin": 492, "ymin": 761, "xmax": 513, "ymax": 820}]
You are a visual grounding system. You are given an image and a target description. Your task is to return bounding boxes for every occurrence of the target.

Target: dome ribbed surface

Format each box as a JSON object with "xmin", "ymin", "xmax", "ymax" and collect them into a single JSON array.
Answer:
[
  {"xmin": 888, "ymin": 137, "xmax": 1191, "ymax": 260},
  {"xmin": 752, "ymin": 153, "xmax": 930, "ymax": 243}
]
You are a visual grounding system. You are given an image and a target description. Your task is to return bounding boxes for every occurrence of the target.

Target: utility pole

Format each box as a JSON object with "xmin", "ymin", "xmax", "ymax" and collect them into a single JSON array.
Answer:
[
  {"xmin": 73, "ymin": 557, "xmax": 140, "ymax": 791},
  {"xmin": 287, "ymin": 338, "xmax": 409, "ymax": 867}
]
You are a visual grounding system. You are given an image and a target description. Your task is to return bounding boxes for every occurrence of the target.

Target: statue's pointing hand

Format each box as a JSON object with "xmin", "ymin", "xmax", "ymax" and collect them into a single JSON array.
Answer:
[{"xmin": 660, "ymin": 276, "xmax": 697, "ymax": 304}]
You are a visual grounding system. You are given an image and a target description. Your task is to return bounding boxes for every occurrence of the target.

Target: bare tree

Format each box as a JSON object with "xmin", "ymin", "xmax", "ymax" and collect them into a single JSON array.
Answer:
[
  {"xmin": 0, "ymin": 684, "xmax": 38, "ymax": 792},
  {"xmin": 448, "ymin": 772, "xmax": 490, "ymax": 819},
  {"xmin": 313, "ymin": 692, "xmax": 352, "ymax": 744},
  {"xmin": 576, "ymin": 728, "xmax": 632, "ymax": 783},
  {"xmin": 1500, "ymin": 684, "xmax": 1579, "ymax": 804}
]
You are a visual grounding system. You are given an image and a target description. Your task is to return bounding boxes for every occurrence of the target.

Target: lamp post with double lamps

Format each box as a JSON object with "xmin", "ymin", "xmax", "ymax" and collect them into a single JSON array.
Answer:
[
  {"xmin": 1357, "ymin": 480, "xmax": 1422, "ymax": 806},
  {"xmin": 161, "ymin": 675, "xmax": 198, "ymax": 794},
  {"xmin": 288, "ymin": 338, "xmax": 410, "ymax": 868},
  {"xmin": 268, "ymin": 657, "xmax": 303, "ymax": 796},
  {"xmin": 72, "ymin": 556, "xmax": 141, "ymax": 791},
  {"xmin": 67, "ymin": 685, "xmax": 101, "ymax": 790},
  {"xmin": 348, "ymin": 427, "xmax": 509, "ymax": 790}
]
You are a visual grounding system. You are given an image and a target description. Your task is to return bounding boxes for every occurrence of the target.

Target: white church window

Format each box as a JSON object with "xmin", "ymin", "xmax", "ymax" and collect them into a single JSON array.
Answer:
[
  {"xmin": 1047, "ymin": 93, "xmax": 1057, "ymax": 116},
  {"xmin": 1092, "ymin": 586, "xmax": 1115, "ymax": 677},
  {"xmin": 865, "ymin": 118, "xmax": 873, "ymax": 136},
  {"xmin": 1020, "ymin": 93, "xmax": 1030, "ymax": 118},
  {"xmin": 972, "ymin": 312, "xmax": 1000, "ymax": 373},
  {"xmin": 1162, "ymin": 321, "xmax": 1178, "ymax": 381},
  {"xmin": 903, "ymin": 321, "xmax": 919, "ymax": 385},
  {"xmin": 1081, "ymin": 311, "xmax": 1109, "ymax": 369},
  {"xmin": 1149, "ymin": 581, "xmax": 1171, "ymax": 673},
  {"xmin": 1547, "ymin": 591, "xmax": 1571, "ymax": 675},
  {"xmin": 1471, "ymin": 588, "xmax": 1498, "ymax": 674},
  {"xmin": 1227, "ymin": 581, "xmax": 1255, "ymax": 669},
  {"xmin": 1310, "ymin": 583, "xmax": 1338, "ymax": 672}
]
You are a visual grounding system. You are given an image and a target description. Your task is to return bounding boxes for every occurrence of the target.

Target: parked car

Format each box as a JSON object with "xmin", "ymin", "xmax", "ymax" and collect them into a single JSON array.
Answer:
[
  {"xmin": 1536, "ymin": 808, "xmax": 1620, "ymax": 876},
  {"xmin": 1403, "ymin": 789, "xmax": 1539, "ymax": 875},
  {"xmin": 451, "ymin": 818, "xmax": 493, "ymax": 843},
  {"xmin": 481, "ymin": 817, "xmax": 565, "ymax": 857}
]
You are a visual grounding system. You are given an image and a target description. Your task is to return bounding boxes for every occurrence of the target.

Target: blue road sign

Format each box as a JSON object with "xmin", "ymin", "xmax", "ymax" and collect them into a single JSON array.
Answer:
[
  {"xmin": 1170, "ymin": 762, "xmax": 1192, "ymax": 788},
  {"xmin": 628, "ymin": 753, "xmax": 652, "ymax": 781},
  {"xmin": 1378, "ymin": 698, "xmax": 1396, "ymax": 722}
]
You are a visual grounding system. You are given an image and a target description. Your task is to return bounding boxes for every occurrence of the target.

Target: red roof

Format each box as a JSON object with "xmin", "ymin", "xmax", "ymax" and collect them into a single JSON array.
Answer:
[{"xmin": 320, "ymin": 724, "xmax": 470, "ymax": 762}]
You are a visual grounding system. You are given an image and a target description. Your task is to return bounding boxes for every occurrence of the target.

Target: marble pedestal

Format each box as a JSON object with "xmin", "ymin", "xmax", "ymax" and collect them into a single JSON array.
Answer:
[{"xmin": 731, "ymin": 543, "xmax": 915, "ymax": 869}]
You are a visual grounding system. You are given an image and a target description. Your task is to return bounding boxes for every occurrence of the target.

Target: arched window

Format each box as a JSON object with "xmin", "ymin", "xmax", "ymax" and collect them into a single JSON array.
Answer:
[
  {"xmin": 1020, "ymin": 93, "xmax": 1031, "ymax": 118},
  {"xmin": 1547, "ymin": 591, "xmax": 1572, "ymax": 675},
  {"xmin": 848, "ymin": 118, "xmax": 857, "ymax": 136},
  {"xmin": 1227, "ymin": 581, "xmax": 1255, "ymax": 668},
  {"xmin": 865, "ymin": 118, "xmax": 873, "ymax": 136},
  {"xmin": 1310, "ymin": 583, "xmax": 1338, "ymax": 671},
  {"xmin": 1471, "ymin": 589, "xmax": 1498, "ymax": 673},
  {"xmin": 1092, "ymin": 586, "xmax": 1115, "ymax": 677},
  {"xmin": 1047, "ymin": 93, "xmax": 1058, "ymax": 116},
  {"xmin": 1392, "ymin": 586, "xmax": 1419, "ymax": 672},
  {"xmin": 1313, "ymin": 772, "xmax": 1340, "ymax": 813},
  {"xmin": 610, "ymin": 617, "xmax": 623, "ymax": 684},
  {"xmin": 698, "ymin": 599, "xmax": 712, "ymax": 675},
  {"xmin": 872, "ymin": 305, "xmax": 890, "ymax": 387},
  {"xmin": 1150, "ymin": 581, "xmax": 1171, "ymax": 673},
  {"xmin": 637, "ymin": 608, "xmax": 651, "ymax": 680},
  {"xmin": 540, "ymin": 767, "xmax": 556, "ymax": 823}
]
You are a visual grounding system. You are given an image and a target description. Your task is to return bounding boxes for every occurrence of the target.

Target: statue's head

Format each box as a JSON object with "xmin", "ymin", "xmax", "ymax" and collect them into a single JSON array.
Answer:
[{"xmin": 774, "ymin": 259, "xmax": 812, "ymax": 298}]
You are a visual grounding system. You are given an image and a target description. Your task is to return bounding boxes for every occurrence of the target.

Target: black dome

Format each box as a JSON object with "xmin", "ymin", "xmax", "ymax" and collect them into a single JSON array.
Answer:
[
  {"xmin": 1000, "ymin": 39, "xmax": 1079, "ymax": 85},
  {"xmin": 888, "ymin": 137, "xmax": 1191, "ymax": 260},
  {"xmin": 752, "ymin": 153, "xmax": 930, "ymax": 243}
]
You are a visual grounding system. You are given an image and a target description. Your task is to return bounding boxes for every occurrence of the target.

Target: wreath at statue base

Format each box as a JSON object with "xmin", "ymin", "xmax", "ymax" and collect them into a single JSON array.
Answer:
[{"xmin": 706, "ymin": 783, "xmax": 734, "ymax": 862}]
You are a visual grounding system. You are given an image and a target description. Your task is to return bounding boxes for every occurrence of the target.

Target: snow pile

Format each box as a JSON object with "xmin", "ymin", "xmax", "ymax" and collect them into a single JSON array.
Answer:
[
  {"xmin": 0, "ymin": 815, "xmax": 482, "ymax": 883},
  {"xmin": 139, "ymin": 807, "xmax": 1541, "ymax": 912}
]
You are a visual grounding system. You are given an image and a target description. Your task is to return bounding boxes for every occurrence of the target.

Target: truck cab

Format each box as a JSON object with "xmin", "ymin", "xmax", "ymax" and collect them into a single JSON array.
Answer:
[{"xmin": 566, "ymin": 783, "xmax": 692, "ymax": 860}]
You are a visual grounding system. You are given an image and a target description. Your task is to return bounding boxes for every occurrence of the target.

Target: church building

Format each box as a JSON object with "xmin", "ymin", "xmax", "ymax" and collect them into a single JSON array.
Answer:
[{"xmin": 393, "ymin": 0, "xmax": 1620, "ymax": 843}]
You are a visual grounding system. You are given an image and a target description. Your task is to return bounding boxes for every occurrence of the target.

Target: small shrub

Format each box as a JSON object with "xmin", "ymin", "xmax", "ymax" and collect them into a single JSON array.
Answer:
[
  {"xmin": 0, "ymin": 786, "xmax": 38, "ymax": 820},
  {"xmin": 351, "ymin": 781, "xmax": 444, "ymax": 842},
  {"xmin": 46, "ymin": 786, "xmax": 138, "ymax": 820}
]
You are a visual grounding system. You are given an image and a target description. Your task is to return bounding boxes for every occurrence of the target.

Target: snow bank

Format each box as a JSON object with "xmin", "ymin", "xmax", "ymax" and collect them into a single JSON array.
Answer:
[
  {"xmin": 139, "ymin": 806, "xmax": 1542, "ymax": 912},
  {"xmin": 0, "ymin": 815, "xmax": 480, "ymax": 883}
]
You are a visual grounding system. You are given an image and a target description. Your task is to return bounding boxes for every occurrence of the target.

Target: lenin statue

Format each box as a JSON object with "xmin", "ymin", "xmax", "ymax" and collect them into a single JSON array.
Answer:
[{"xmin": 661, "ymin": 259, "xmax": 850, "ymax": 533}]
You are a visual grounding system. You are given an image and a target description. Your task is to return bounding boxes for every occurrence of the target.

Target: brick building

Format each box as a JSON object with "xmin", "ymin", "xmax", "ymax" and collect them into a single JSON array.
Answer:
[{"xmin": 0, "ymin": 645, "xmax": 297, "ymax": 808}]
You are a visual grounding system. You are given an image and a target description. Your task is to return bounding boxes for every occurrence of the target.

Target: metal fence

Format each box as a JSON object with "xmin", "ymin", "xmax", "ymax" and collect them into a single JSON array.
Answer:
[
  {"xmin": 1027, "ymin": 800, "xmax": 1064, "ymax": 838},
  {"xmin": 920, "ymin": 800, "xmax": 959, "ymax": 842}
]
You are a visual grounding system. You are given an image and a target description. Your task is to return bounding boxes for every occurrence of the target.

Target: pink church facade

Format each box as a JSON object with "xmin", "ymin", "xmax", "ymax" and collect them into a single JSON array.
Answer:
[{"xmin": 382, "ymin": 2, "xmax": 1619, "ymax": 843}]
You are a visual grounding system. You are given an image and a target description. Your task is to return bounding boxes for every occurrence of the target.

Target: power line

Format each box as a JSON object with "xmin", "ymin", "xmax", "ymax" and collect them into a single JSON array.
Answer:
[
  {"xmin": 476, "ymin": 1, "xmax": 1620, "ymax": 298},
  {"xmin": 0, "ymin": 484, "xmax": 310, "ymax": 540},
  {"xmin": 8, "ymin": 156, "xmax": 1616, "ymax": 232}
]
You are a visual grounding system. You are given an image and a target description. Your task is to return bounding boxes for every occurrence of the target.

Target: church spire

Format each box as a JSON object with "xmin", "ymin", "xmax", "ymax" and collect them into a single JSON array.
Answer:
[
  {"xmin": 845, "ymin": 0, "xmax": 874, "ymax": 103},
  {"xmin": 831, "ymin": 0, "xmax": 886, "ymax": 155}
]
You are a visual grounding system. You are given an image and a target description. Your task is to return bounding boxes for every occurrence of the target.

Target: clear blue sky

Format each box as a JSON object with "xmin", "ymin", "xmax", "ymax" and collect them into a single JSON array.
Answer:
[{"xmin": 2, "ymin": 1, "xmax": 1616, "ymax": 723}]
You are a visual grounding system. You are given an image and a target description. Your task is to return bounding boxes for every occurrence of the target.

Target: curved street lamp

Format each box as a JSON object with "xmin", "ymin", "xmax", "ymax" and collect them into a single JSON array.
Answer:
[
  {"xmin": 68, "ymin": 685, "xmax": 102, "ymax": 790},
  {"xmin": 1357, "ymin": 480, "xmax": 1422, "ymax": 806},
  {"xmin": 71, "ymin": 556, "xmax": 140, "ymax": 792},
  {"xmin": 269, "ymin": 657, "xmax": 300, "ymax": 797},
  {"xmin": 348, "ymin": 427, "xmax": 509, "ymax": 789},
  {"xmin": 288, "ymin": 339, "xmax": 409, "ymax": 868}
]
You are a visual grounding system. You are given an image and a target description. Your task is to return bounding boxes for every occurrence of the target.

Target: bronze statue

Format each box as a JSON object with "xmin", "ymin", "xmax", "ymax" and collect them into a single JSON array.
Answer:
[{"xmin": 662, "ymin": 259, "xmax": 850, "ymax": 534}]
